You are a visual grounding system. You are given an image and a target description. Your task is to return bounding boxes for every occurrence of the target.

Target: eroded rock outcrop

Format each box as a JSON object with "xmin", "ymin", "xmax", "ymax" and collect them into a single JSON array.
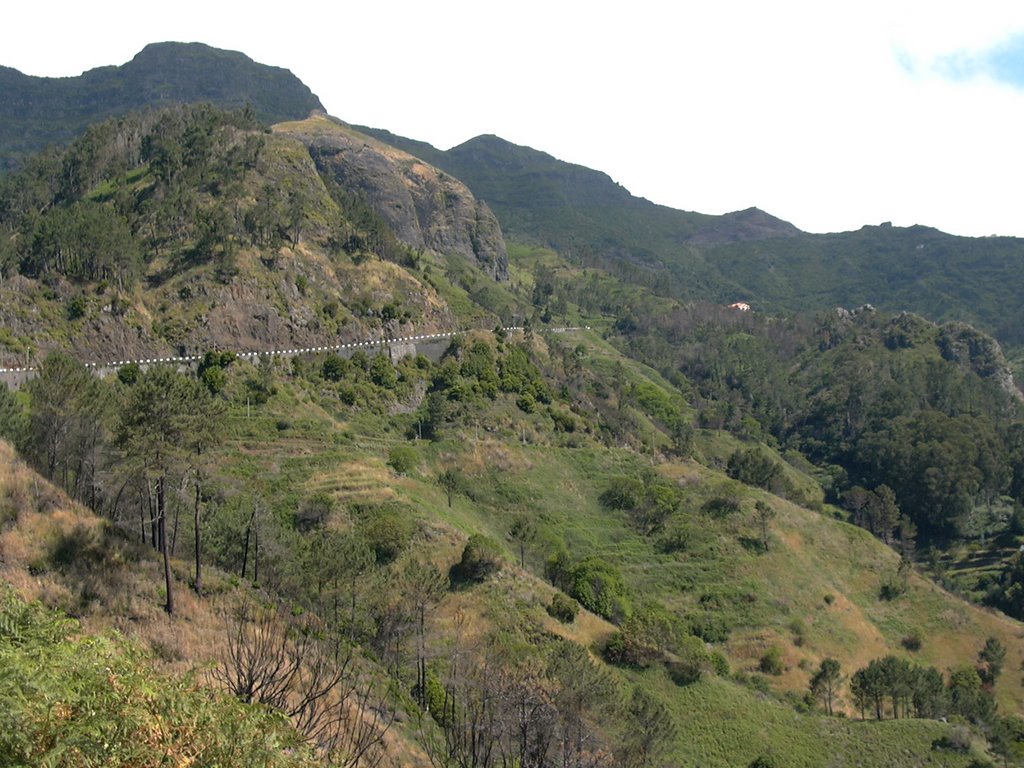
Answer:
[{"xmin": 277, "ymin": 118, "xmax": 508, "ymax": 281}]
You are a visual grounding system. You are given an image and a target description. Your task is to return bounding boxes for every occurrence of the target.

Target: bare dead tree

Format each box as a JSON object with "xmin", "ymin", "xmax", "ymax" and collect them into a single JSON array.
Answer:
[{"xmin": 211, "ymin": 596, "xmax": 393, "ymax": 767}]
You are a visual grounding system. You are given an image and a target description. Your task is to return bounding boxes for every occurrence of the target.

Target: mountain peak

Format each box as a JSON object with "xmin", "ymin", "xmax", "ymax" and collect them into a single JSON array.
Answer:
[{"xmin": 0, "ymin": 42, "xmax": 324, "ymax": 171}]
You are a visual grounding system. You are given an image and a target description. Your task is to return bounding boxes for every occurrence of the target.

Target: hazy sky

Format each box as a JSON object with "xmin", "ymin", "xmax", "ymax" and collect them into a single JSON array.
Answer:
[{"xmin": 5, "ymin": 1, "xmax": 1024, "ymax": 237}]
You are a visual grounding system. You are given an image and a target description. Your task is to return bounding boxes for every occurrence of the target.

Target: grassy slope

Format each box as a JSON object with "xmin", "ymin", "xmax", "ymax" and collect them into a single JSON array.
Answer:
[
  {"xmin": 0, "ymin": 120, "xmax": 1019, "ymax": 766},
  {"xmin": 1, "ymin": 333, "xmax": 1013, "ymax": 766},
  {"xmin": 194, "ymin": 352, "xmax": 1014, "ymax": 766}
]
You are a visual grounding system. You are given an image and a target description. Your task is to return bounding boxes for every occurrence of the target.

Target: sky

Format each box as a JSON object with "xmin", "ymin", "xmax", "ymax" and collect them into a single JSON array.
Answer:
[{"xmin": 4, "ymin": 1, "xmax": 1024, "ymax": 237}]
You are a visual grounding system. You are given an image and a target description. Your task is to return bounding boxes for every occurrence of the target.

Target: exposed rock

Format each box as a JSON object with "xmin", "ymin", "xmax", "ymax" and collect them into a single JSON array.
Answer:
[
  {"xmin": 938, "ymin": 322, "xmax": 1021, "ymax": 399},
  {"xmin": 278, "ymin": 118, "xmax": 508, "ymax": 281}
]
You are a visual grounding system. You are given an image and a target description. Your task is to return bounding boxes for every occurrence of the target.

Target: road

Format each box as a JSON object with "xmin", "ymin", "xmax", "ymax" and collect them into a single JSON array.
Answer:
[{"xmin": 0, "ymin": 326, "xmax": 589, "ymax": 389}]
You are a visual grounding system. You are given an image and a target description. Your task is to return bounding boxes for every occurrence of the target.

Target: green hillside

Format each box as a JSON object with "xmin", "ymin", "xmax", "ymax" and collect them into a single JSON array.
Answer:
[
  {"xmin": 0, "ymin": 42, "xmax": 323, "ymax": 171},
  {"xmin": 359, "ymin": 129, "xmax": 1024, "ymax": 350},
  {"xmin": 3, "ymin": 98, "xmax": 1024, "ymax": 767}
]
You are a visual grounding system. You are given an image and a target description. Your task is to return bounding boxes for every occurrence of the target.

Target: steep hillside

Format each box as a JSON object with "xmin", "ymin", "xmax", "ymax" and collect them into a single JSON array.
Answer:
[
  {"xmin": 4, "ymin": 40, "xmax": 1023, "ymax": 348},
  {"xmin": 0, "ymin": 42, "xmax": 324, "ymax": 171},
  {"xmin": 357, "ymin": 128, "xmax": 799, "ymax": 299},
  {"xmin": 0, "ymin": 329, "xmax": 1018, "ymax": 766},
  {"xmin": 5, "ymin": 62, "xmax": 1024, "ymax": 766},
  {"xmin": 0, "ymin": 106, "xmax": 514, "ymax": 365}
]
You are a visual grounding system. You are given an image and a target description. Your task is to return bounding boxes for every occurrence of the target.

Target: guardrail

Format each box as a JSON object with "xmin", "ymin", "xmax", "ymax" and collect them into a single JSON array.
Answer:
[{"xmin": 0, "ymin": 326, "xmax": 595, "ymax": 375}]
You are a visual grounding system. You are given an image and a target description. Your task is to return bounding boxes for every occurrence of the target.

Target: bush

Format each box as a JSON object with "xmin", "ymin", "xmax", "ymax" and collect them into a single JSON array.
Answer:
[
  {"xmin": 117, "ymin": 362, "xmax": 141, "ymax": 386},
  {"xmin": 387, "ymin": 444, "xmax": 418, "ymax": 475},
  {"xmin": 688, "ymin": 611, "xmax": 732, "ymax": 643},
  {"xmin": 709, "ymin": 650, "xmax": 730, "ymax": 677},
  {"xmin": 548, "ymin": 592, "xmax": 579, "ymax": 623},
  {"xmin": 0, "ymin": 588, "xmax": 311, "ymax": 767},
  {"xmin": 323, "ymin": 354, "xmax": 347, "ymax": 382},
  {"xmin": 667, "ymin": 657, "xmax": 703, "ymax": 686},
  {"xmin": 727, "ymin": 448, "xmax": 784, "ymax": 490},
  {"xmin": 358, "ymin": 506, "xmax": 415, "ymax": 564},
  {"xmin": 759, "ymin": 646, "xmax": 785, "ymax": 675},
  {"xmin": 599, "ymin": 476, "xmax": 645, "ymax": 511},
  {"xmin": 901, "ymin": 632, "xmax": 923, "ymax": 651},
  {"xmin": 450, "ymin": 534, "xmax": 502, "ymax": 585},
  {"xmin": 66, "ymin": 296, "xmax": 87, "ymax": 320},
  {"xmin": 601, "ymin": 631, "xmax": 658, "ymax": 669},
  {"xmin": 566, "ymin": 556, "xmax": 630, "ymax": 623},
  {"xmin": 702, "ymin": 496, "xmax": 742, "ymax": 518},
  {"xmin": 516, "ymin": 392, "xmax": 536, "ymax": 413},
  {"xmin": 656, "ymin": 522, "xmax": 696, "ymax": 553}
]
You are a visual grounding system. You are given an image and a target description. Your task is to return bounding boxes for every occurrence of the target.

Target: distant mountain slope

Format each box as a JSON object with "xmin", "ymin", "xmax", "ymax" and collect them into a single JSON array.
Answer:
[
  {"xmin": 359, "ymin": 127, "xmax": 1024, "ymax": 345},
  {"xmin": 703, "ymin": 224, "xmax": 1024, "ymax": 344},
  {"xmin": 356, "ymin": 128, "xmax": 799, "ymax": 298},
  {"xmin": 0, "ymin": 42, "xmax": 323, "ymax": 170}
]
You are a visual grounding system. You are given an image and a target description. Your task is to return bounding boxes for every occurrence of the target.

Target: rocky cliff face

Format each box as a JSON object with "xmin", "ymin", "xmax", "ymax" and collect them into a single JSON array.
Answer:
[{"xmin": 277, "ymin": 118, "xmax": 508, "ymax": 281}]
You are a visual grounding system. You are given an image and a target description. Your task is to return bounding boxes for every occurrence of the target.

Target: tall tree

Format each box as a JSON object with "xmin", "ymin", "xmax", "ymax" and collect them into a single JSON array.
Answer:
[
  {"xmin": 437, "ymin": 467, "xmax": 464, "ymax": 508},
  {"xmin": 509, "ymin": 515, "xmax": 537, "ymax": 569},
  {"xmin": 186, "ymin": 383, "xmax": 225, "ymax": 596},
  {"xmin": 402, "ymin": 558, "xmax": 448, "ymax": 711},
  {"xmin": 978, "ymin": 636, "xmax": 1007, "ymax": 686},
  {"xmin": 117, "ymin": 366, "xmax": 207, "ymax": 614},
  {"xmin": 810, "ymin": 658, "xmax": 843, "ymax": 716},
  {"xmin": 24, "ymin": 352, "xmax": 108, "ymax": 497},
  {"xmin": 619, "ymin": 688, "xmax": 676, "ymax": 768},
  {"xmin": 753, "ymin": 501, "xmax": 776, "ymax": 552}
]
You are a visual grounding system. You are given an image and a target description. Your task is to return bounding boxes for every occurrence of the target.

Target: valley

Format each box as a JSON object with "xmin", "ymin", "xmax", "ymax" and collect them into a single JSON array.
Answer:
[{"xmin": 2, "ymin": 43, "xmax": 1024, "ymax": 768}]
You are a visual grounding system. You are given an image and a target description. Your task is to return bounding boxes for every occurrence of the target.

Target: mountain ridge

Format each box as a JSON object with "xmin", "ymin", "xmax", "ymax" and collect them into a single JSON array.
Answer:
[
  {"xmin": 356, "ymin": 125, "xmax": 1024, "ymax": 346},
  {"xmin": 0, "ymin": 42, "xmax": 323, "ymax": 171}
]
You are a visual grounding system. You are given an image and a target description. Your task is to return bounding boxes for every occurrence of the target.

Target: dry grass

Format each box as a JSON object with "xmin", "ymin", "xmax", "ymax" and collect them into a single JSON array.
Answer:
[
  {"xmin": 307, "ymin": 458, "xmax": 398, "ymax": 506},
  {"xmin": 713, "ymin": 488, "xmax": 1024, "ymax": 715}
]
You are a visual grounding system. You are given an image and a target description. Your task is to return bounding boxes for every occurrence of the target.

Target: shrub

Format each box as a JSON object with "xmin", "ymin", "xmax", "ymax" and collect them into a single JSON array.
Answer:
[
  {"xmin": 667, "ymin": 657, "xmax": 703, "ymax": 686},
  {"xmin": 0, "ymin": 588, "xmax": 311, "ymax": 766},
  {"xmin": 566, "ymin": 556, "xmax": 630, "ymax": 623},
  {"xmin": 702, "ymin": 496, "xmax": 742, "ymax": 518},
  {"xmin": 902, "ymin": 632, "xmax": 923, "ymax": 651},
  {"xmin": 709, "ymin": 650, "xmax": 730, "ymax": 677},
  {"xmin": 450, "ymin": 534, "xmax": 502, "ymax": 585},
  {"xmin": 727, "ymin": 448, "xmax": 783, "ymax": 490},
  {"xmin": 656, "ymin": 522, "xmax": 696, "ymax": 553},
  {"xmin": 688, "ymin": 611, "xmax": 732, "ymax": 643},
  {"xmin": 759, "ymin": 646, "xmax": 785, "ymax": 675},
  {"xmin": 545, "ymin": 548, "xmax": 573, "ymax": 591},
  {"xmin": 387, "ymin": 444, "xmax": 419, "ymax": 475},
  {"xmin": 66, "ymin": 296, "xmax": 87, "ymax": 320},
  {"xmin": 323, "ymin": 354, "xmax": 347, "ymax": 382},
  {"xmin": 599, "ymin": 476, "xmax": 645, "ymax": 511},
  {"xmin": 516, "ymin": 392, "xmax": 537, "ymax": 413},
  {"xmin": 601, "ymin": 630, "xmax": 657, "ymax": 669},
  {"xmin": 358, "ymin": 507, "xmax": 415, "ymax": 564},
  {"xmin": 548, "ymin": 592, "xmax": 579, "ymax": 623},
  {"xmin": 117, "ymin": 362, "xmax": 141, "ymax": 386},
  {"xmin": 666, "ymin": 635, "xmax": 710, "ymax": 686}
]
